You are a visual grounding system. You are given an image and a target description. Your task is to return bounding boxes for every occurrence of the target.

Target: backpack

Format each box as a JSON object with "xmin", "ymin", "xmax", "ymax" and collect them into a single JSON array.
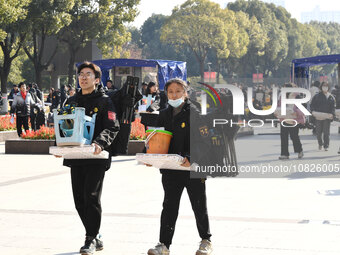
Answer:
[
  {"xmin": 190, "ymin": 93, "xmax": 239, "ymax": 178},
  {"xmin": 108, "ymin": 76, "xmax": 142, "ymax": 155}
]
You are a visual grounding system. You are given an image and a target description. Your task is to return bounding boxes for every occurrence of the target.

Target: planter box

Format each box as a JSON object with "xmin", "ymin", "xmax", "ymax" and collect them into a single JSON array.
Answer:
[
  {"xmin": 0, "ymin": 131, "xmax": 17, "ymax": 142},
  {"xmin": 127, "ymin": 140, "xmax": 145, "ymax": 155},
  {"xmin": 5, "ymin": 139, "xmax": 55, "ymax": 154}
]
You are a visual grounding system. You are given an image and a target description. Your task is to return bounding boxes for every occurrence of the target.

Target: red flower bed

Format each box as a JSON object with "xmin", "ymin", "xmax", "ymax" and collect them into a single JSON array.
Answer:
[
  {"xmin": 21, "ymin": 125, "xmax": 55, "ymax": 140},
  {"xmin": 130, "ymin": 118, "xmax": 146, "ymax": 140},
  {"xmin": 0, "ymin": 114, "xmax": 16, "ymax": 131}
]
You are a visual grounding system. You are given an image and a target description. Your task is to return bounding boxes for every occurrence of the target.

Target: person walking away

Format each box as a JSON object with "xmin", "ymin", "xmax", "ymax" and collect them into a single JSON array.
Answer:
[
  {"xmin": 275, "ymin": 83, "xmax": 305, "ymax": 160},
  {"xmin": 310, "ymin": 82, "xmax": 335, "ymax": 151}
]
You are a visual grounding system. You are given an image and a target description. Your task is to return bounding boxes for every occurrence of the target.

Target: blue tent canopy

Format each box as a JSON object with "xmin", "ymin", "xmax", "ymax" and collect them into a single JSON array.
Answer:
[
  {"xmin": 292, "ymin": 54, "xmax": 340, "ymax": 88},
  {"xmin": 77, "ymin": 58, "xmax": 187, "ymax": 90}
]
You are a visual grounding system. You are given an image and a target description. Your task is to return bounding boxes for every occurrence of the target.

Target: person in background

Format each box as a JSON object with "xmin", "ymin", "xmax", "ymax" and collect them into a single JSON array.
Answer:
[
  {"xmin": 332, "ymin": 85, "xmax": 340, "ymax": 135},
  {"xmin": 68, "ymin": 86, "xmax": 76, "ymax": 97},
  {"xmin": 60, "ymin": 85, "xmax": 68, "ymax": 106},
  {"xmin": 311, "ymin": 82, "xmax": 336, "ymax": 151},
  {"xmin": 145, "ymin": 82, "xmax": 167, "ymax": 112},
  {"xmin": 310, "ymin": 81, "xmax": 320, "ymax": 99},
  {"xmin": 275, "ymin": 83, "xmax": 305, "ymax": 160},
  {"xmin": 32, "ymin": 83, "xmax": 43, "ymax": 102},
  {"xmin": 46, "ymin": 88, "xmax": 54, "ymax": 106},
  {"xmin": 52, "ymin": 88, "xmax": 61, "ymax": 110},
  {"xmin": 7, "ymin": 84, "xmax": 19, "ymax": 108},
  {"xmin": 105, "ymin": 79, "xmax": 117, "ymax": 97},
  {"xmin": 141, "ymin": 81, "xmax": 148, "ymax": 96},
  {"xmin": 10, "ymin": 82, "xmax": 40, "ymax": 137},
  {"xmin": 148, "ymin": 78, "xmax": 212, "ymax": 255},
  {"xmin": 309, "ymin": 81, "xmax": 321, "ymax": 135},
  {"xmin": 27, "ymin": 83, "xmax": 43, "ymax": 131}
]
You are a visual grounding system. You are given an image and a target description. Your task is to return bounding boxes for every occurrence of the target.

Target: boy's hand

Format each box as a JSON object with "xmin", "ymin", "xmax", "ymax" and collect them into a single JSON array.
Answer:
[{"xmin": 92, "ymin": 143, "xmax": 102, "ymax": 155}]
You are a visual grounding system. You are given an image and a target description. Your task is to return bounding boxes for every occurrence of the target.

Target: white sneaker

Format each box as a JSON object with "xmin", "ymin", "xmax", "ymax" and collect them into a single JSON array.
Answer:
[
  {"xmin": 298, "ymin": 151, "xmax": 304, "ymax": 159},
  {"xmin": 148, "ymin": 243, "xmax": 170, "ymax": 255},
  {"xmin": 196, "ymin": 239, "xmax": 213, "ymax": 255}
]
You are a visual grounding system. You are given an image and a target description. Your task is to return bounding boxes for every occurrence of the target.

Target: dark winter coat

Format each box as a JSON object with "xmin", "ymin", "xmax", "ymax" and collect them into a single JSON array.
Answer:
[
  {"xmin": 156, "ymin": 100, "xmax": 207, "ymax": 174},
  {"xmin": 63, "ymin": 85, "xmax": 120, "ymax": 170},
  {"xmin": 310, "ymin": 92, "xmax": 336, "ymax": 116}
]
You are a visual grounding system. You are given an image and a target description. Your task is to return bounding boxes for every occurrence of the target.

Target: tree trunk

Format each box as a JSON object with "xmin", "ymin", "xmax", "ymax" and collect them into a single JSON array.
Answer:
[
  {"xmin": 35, "ymin": 64, "xmax": 44, "ymax": 89},
  {"xmin": 200, "ymin": 60, "xmax": 205, "ymax": 82},
  {"xmin": 0, "ymin": 72, "xmax": 8, "ymax": 113},
  {"xmin": 216, "ymin": 60, "xmax": 221, "ymax": 84},
  {"xmin": 67, "ymin": 46, "xmax": 77, "ymax": 86},
  {"xmin": 1, "ymin": 50, "xmax": 14, "ymax": 113}
]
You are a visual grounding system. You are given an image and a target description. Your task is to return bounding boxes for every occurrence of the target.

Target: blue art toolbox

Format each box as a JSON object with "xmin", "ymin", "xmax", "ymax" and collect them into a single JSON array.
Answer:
[{"xmin": 53, "ymin": 107, "xmax": 96, "ymax": 146}]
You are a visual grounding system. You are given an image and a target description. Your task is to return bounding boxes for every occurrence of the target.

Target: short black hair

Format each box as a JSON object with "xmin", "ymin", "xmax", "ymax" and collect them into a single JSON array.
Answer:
[
  {"xmin": 106, "ymin": 79, "xmax": 113, "ymax": 84},
  {"xmin": 146, "ymin": 82, "xmax": 157, "ymax": 95},
  {"xmin": 77, "ymin": 61, "xmax": 102, "ymax": 79},
  {"xmin": 18, "ymin": 82, "xmax": 26, "ymax": 88}
]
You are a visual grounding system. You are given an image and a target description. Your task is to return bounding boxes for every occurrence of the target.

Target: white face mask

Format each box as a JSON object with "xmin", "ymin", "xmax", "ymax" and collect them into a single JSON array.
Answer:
[
  {"xmin": 322, "ymin": 86, "xmax": 328, "ymax": 92},
  {"xmin": 168, "ymin": 98, "xmax": 184, "ymax": 108}
]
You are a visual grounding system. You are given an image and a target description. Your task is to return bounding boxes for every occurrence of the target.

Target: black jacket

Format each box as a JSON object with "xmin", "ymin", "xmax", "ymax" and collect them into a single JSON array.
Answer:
[
  {"xmin": 310, "ymin": 92, "xmax": 336, "ymax": 116},
  {"xmin": 157, "ymin": 100, "xmax": 207, "ymax": 174},
  {"xmin": 332, "ymin": 88, "xmax": 340, "ymax": 109},
  {"xmin": 63, "ymin": 85, "xmax": 120, "ymax": 170}
]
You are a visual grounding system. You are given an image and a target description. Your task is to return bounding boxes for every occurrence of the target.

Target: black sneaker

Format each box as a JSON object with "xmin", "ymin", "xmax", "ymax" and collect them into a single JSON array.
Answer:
[
  {"xmin": 79, "ymin": 238, "xmax": 96, "ymax": 255},
  {"xmin": 95, "ymin": 234, "xmax": 104, "ymax": 251}
]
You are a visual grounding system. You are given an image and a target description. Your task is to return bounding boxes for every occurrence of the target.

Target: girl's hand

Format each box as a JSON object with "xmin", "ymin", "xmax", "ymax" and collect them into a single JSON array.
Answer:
[{"xmin": 181, "ymin": 157, "xmax": 190, "ymax": 167}]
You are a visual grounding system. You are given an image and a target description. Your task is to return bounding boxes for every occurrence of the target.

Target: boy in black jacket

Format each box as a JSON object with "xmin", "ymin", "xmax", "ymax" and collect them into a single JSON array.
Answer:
[{"xmin": 63, "ymin": 62, "xmax": 119, "ymax": 255}]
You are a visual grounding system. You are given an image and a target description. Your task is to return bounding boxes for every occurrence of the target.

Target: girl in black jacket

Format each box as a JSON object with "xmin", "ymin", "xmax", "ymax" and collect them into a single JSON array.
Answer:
[{"xmin": 148, "ymin": 78, "xmax": 212, "ymax": 255}]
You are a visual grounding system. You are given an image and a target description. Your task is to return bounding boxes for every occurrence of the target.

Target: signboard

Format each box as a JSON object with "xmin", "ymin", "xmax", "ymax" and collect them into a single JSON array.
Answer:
[
  {"xmin": 204, "ymin": 72, "xmax": 216, "ymax": 82},
  {"xmin": 253, "ymin": 73, "xmax": 263, "ymax": 83},
  {"xmin": 319, "ymin": 76, "xmax": 328, "ymax": 82},
  {"xmin": 115, "ymin": 66, "xmax": 133, "ymax": 76}
]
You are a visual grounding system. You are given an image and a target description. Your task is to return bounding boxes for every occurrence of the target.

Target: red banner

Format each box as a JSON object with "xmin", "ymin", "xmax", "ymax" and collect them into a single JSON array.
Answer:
[
  {"xmin": 253, "ymin": 73, "xmax": 263, "ymax": 83},
  {"xmin": 204, "ymin": 72, "xmax": 216, "ymax": 82}
]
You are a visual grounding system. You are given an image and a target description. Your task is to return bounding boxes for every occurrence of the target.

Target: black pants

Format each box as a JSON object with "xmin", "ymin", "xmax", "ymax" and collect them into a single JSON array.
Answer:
[
  {"xmin": 160, "ymin": 172, "xmax": 211, "ymax": 247},
  {"xmin": 16, "ymin": 116, "xmax": 29, "ymax": 137},
  {"xmin": 71, "ymin": 165, "xmax": 106, "ymax": 238},
  {"xmin": 315, "ymin": 119, "xmax": 331, "ymax": 148},
  {"xmin": 30, "ymin": 113, "xmax": 37, "ymax": 131},
  {"xmin": 280, "ymin": 124, "xmax": 302, "ymax": 156}
]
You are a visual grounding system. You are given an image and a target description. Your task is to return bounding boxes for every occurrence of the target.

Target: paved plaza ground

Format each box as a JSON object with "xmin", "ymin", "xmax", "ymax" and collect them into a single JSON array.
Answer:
[{"xmin": 1, "ymin": 125, "xmax": 340, "ymax": 254}]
